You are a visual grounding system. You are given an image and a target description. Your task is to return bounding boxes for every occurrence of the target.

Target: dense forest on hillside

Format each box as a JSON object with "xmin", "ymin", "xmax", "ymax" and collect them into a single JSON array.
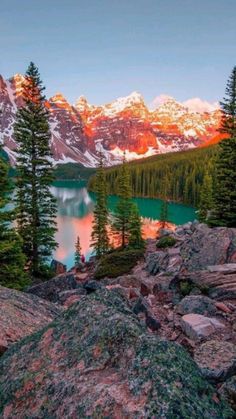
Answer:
[
  {"xmin": 88, "ymin": 146, "xmax": 217, "ymax": 207},
  {"xmin": 54, "ymin": 163, "xmax": 95, "ymax": 181}
]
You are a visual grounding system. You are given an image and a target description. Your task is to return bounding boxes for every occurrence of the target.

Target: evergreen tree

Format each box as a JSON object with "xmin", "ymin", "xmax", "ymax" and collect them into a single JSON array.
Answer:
[
  {"xmin": 14, "ymin": 62, "xmax": 57, "ymax": 275},
  {"xmin": 91, "ymin": 153, "xmax": 109, "ymax": 257},
  {"xmin": 128, "ymin": 203, "xmax": 144, "ymax": 249},
  {"xmin": 159, "ymin": 199, "xmax": 169, "ymax": 228},
  {"xmin": 74, "ymin": 235, "xmax": 82, "ymax": 267},
  {"xmin": 198, "ymin": 172, "xmax": 213, "ymax": 222},
  {"xmin": 220, "ymin": 66, "xmax": 236, "ymax": 137},
  {"xmin": 112, "ymin": 152, "xmax": 133, "ymax": 247},
  {"xmin": 209, "ymin": 67, "xmax": 236, "ymax": 227},
  {"xmin": 0, "ymin": 151, "xmax": 28, "ymax": 289}
]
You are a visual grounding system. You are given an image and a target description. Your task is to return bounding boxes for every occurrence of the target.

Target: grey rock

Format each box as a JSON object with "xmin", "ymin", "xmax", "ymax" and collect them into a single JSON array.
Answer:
[
  {"xmin": 194, "ymin": 340, "xmax": 236, "ymax": 382},
  {"xmin": 176, "ymin": 295, "xmax": 218, "ymax": 316}
]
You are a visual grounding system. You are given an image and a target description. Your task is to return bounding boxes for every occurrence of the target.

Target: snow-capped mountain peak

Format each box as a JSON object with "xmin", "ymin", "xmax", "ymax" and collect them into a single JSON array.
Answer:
[{"xmin": 0, "ymin": 72, "xmax": 223, "ymax": 168}]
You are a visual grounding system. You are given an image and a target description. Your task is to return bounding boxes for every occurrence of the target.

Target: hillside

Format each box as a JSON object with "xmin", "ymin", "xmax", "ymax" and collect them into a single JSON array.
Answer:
[{"xmin": 89, "ymin": 145, "xmax": 217, "ymax": 207}]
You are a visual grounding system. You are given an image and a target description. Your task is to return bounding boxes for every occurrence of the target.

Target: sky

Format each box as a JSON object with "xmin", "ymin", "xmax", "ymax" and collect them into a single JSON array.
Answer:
[{"xmin": 1, "ymin": 0, "xmax": 236, "ymax": 106}]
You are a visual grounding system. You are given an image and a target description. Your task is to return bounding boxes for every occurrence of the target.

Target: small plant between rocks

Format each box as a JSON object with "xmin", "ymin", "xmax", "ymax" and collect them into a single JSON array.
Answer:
[{"xmin": 156, "ymin": 236, "xmax": 177, "ymax": 249}]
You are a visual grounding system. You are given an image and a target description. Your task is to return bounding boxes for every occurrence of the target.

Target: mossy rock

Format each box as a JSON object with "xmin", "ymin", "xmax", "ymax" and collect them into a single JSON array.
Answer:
[
  {"xmin": 94, "ymin": 248, "xmax": 144, "ymax": 279},
  {"xmin": 0, "ymin": 288, "xmax": 233, "ymax": 418},
  {"xmin": 156, "ymin": 236, "xmax": 177, "ymax": 249}
]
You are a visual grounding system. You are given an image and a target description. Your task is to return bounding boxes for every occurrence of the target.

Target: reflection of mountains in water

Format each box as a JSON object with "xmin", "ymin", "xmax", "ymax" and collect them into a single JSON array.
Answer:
[{"xmin": 51, "ymin": 187, "xmax": 95, "ymax": 218}]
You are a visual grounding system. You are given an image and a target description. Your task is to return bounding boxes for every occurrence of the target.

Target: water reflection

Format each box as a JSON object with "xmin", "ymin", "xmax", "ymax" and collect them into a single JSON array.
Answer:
[{"xmin": 52, "ymin": 182, "xmax": 196, "ymax": 269}]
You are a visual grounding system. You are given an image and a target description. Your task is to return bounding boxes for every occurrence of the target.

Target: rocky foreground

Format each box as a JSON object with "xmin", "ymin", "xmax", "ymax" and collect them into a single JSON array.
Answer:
[{"xmin": 1, "ymin": 222, "xmax": 236, "ymax": 417}]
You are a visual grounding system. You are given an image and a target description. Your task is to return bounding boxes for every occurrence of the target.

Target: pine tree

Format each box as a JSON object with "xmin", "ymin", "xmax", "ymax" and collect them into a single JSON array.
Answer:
[
  {"xmin": 112, "ymin": 152, "xmax": 133, "ymax": 248},
  {"xmin": 159, "ymin": 199, "xmax": 169, "ymax": 229},
  {"xmin": 128, "ymin": 203, "xmax": 144, "ymax": 249},
  {"xmin": 0, "ymin": 151, "xmax": 28, "ymax": 289},
  {"xmin": 14, "ymin": 62, "xmax": 57, "ymax": 275},
  {"xmin": 209, "ymin": 67, "xmax": 236, "ymax": 227},
  {"xmin": 91, "ymin": 153, "xmax": 109, "ymax": 257},
  {"xmin": 74, "ymin": 235, "xmax": 82, "ymax": 267},
  {"xmin": 198, "ymin": 171, "xmax": 213, "ymax": 222},
  {"xmin": 220, "ymin": 66, "xmax": 236, "ymax": 137}
]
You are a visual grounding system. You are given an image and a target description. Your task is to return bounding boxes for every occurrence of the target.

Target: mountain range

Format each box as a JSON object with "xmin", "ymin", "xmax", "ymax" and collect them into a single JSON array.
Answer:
[{"xmin": 0, "ymin": 73, "xmax": 223, "ymax": 167}]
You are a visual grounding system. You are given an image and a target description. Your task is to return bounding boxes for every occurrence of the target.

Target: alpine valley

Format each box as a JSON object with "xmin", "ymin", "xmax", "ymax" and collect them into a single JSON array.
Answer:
[{"xmin": 0, "ymin": 73, "xmax": 224, "ymax": 167}]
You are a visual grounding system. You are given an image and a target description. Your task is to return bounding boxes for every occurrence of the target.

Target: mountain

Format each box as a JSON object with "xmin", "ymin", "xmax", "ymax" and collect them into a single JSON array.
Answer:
[{"xmin": 0, "ymin": 73, "xmax": 223, "ymax": 167}]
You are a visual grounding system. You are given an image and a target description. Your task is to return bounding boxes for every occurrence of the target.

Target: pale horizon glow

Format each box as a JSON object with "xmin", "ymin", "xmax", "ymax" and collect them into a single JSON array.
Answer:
[{"xmin": 1, "ymin": 0, "xmax": 236, "ymax": 105}]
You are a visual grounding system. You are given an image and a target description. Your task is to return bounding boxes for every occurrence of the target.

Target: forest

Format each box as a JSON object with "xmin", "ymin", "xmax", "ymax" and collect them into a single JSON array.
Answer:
[{"xmin": 88, "ymin": 145, "xmax": 217, "ymax": 207}]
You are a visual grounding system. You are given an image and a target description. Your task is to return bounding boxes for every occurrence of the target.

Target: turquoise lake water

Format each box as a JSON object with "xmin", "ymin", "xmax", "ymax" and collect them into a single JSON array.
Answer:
[{"xmin": 52, "ymin": 181, "xmax": 197, "ymax": 269}]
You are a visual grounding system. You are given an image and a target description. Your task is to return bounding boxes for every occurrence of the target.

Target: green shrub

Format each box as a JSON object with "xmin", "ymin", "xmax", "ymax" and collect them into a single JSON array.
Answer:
[
  {"xmin": 156, "ymin": 236, "xmax": 176, "ymax": 249},
  {"xmin": 94, "ymin": 248, "xmax": 144, "ymax": 279},
  {"xmin": 179, "ymin": 280, "xmax": 194, "ymax": 296}
]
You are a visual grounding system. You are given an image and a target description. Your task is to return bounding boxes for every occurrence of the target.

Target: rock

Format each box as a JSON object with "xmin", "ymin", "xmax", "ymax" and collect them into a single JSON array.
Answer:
[
  {"xmin": 140, "ymin": 282, "xmax": 151, "ymax": 296},
  {"xmin": 194, "ymin": 341, "xmax": 236, "ymax": 382},
  {"xmin": 215, "ymin": 302, "xmax": 232, "ymax": 314},
  {"xmin": 58, "ymin": 288, "xmax": 87, "ymax": 305},
  {"xmin": 50, "ymin": 259, "xmax": 67, "ymax": 274},
  {"xmin": 180, "ymin": 224, "xmax": 236, "ymax": 271},
  {"xmin": 0, "ymin": 289, "xmax": 233, "ymax": 418},
  {"xmin": 219, "ymin": 375, "xmax": 236, "ymax": 410},
  {"xmin": 0, "ymin": 285, "xmax": 62, "ymax": 352},
  {"xmin": 207, "ymin": 264, "xmax": 236, "ymax": 273},
  {"xmin": 180, "ymin": 313, "xmax": 225, "ymax": 341},
  {"xmin": 145, "ymin": 311, "xmax": 161, "ymax": 331},
  {"xmin": 159, "ymin": 228, "xmax": 173, "ymax": 237},
  {"xmin": 133, "ymin": 296, "xmax": 150, "ymax": 315},
  {"xmin": 27, "ymin": 273, "xmax": 81, "ymax": 303},
  {"xmin": 83, "ymin": 279, "xmax": 102, "ymax": 294},
  {"xmin": 75, "ymin": 272, "xmax": 89, "ymax": 281},
  {"xmin": 176, "ymin": 295, "xmax": 218, "ymax": 316},
  {"xmin": 146, "ymin": 251, "xmax": 168, "ymax": 275},
  {"xmin": 176, "ymin": 268, "xmax": 236, "ymax": 301}
]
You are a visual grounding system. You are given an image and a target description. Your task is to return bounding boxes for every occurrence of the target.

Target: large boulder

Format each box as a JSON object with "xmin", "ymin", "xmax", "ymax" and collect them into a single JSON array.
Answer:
[
  {"xmin": 180, "ymin": 224, "xmax": 236, "ymax": 271},
  {"xmin": 0, "ymin": 285, "xmax": 62, "ymax": 354},
  {"xmin": 27, "ymin": 273, "xmax": 83, "ymax": 303},
  {"xmin": 0, "ymin": 289, "xmax": 232, "ymax": 418}
]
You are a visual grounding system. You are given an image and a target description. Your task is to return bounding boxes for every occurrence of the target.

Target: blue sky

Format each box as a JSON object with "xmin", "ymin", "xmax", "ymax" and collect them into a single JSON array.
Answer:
[{"xmin": 1, "ymin": 0, "xmax": 235, "ymax": 105}]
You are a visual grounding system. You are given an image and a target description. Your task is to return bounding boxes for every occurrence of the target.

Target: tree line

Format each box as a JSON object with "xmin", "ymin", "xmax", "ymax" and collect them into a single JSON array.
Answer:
[{"xmin": 88, "ymin": 146, "xmax": 217, "ymax": 207}]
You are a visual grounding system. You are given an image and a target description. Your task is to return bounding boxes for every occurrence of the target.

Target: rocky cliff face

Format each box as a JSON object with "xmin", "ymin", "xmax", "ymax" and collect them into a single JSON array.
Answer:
[{"xmin": 0, "ymin": 73, "xmax": 223, "ymax": 167}]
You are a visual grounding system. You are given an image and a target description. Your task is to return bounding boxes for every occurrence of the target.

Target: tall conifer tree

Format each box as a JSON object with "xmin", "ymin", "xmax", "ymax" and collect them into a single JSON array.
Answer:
[
  {"xmin": 128, "ymin": 203, "xmax": 144, "ymax": 249},
  {"xmin": 198, "ymin": 172, "xmax": 213, "ymax": 222},
  {"xmin": 91, "ymin": 153, "xmax": 109, "ymax": 257},
  {"xmin": 210, "ymin": 66, "xmax": 236, "ymax": 227},
  {"xmin": 159, "ymin": 200, "xmax": 169, "ymax": 229},
  {"xmin": 14, "ymin": 62, "xmax": 57, "ymax": 275},
  {"xmin": 0, "ymin": 150, "xmax": 27, "ymax": 289},
  {"xmin": 112, "ymin": 152, "xmax": 133, "ymax": 247}
]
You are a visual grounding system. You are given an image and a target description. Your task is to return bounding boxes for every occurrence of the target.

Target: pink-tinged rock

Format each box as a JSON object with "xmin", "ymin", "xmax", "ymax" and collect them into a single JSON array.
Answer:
[
  {"xmin": 0, "ymin": 285, "xmax": 62, "ymax": 351},
  {"xmin": 180, "ymin": 313, "xmax": 225, "ymax": 341},
  {"xmin": 215, "ymin": 302, "xmax": 232, "ymax": 314},
  {"xmin": 76, "ymin": 272, "xmax": 89, "ymax": 281}
]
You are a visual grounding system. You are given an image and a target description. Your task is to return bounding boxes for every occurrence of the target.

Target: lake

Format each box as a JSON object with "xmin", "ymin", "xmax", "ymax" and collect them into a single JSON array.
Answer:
[{"xmin": 52, "ymin": 181, "xmax": 197, "ymax": 269}]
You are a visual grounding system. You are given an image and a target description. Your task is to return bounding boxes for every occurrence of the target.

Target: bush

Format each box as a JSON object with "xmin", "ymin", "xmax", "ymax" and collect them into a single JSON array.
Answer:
[
  {"xmin": 179, "ymin": 280, "xmax": 194, "ymax": 296},
  {"xmin": 156, "ymin": 236, "xmax": 176, "ymax": 249},
  {"xmin": 94, "ymin": 248, "xmax": 144, "ymax": 279}
]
